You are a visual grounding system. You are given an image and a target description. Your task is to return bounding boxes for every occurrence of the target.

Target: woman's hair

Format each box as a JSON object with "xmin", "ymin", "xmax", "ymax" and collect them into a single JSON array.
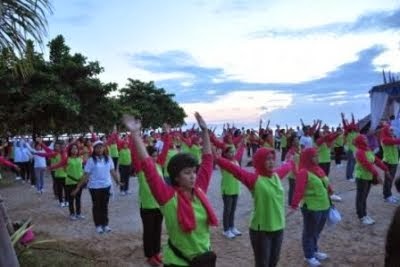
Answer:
[
  {"xmin": 146, "ymin": 145, "xmax": 157, "ymax": 156},
  {"xmin": 385, "ymin": 206, "xmax": 400, "ymax": 267},
  {"xmin": 167, "ymin": 153, "xmax": 198, "ymax": 186},
  {"xmin": 91, "ymin": 143, "xmax": 109, "ymax": 164},
  {"xmin": 287, "ymin": 133, "xmax": 298, "ymax": 149}
]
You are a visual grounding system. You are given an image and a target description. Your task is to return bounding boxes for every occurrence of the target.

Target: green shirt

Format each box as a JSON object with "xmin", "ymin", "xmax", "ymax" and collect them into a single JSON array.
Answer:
[
  {"xmin": 189, "ymin": 145, "xmax": 202, "ymax": 164},
  {"xmin": 53, "ymin": 154, "xmax": 67, "ymax": 178},
  {"xmin": 345, "ymin": 132, "xmax": 358, "ymax": 152},
  {"xmin": 119, "ymin": 148, "xmax": 132, "ymax": 166},
  {"xmin": 334, "ymin": 134, "xmax": 344, "ymax": 147},
  {"xmin": 249, "ymin": 174, "xmax": 285, "ymax": 232},
  {"xmin": 163, "ymin": 149, "xmax": 178, "ymax": 177},
  {"xmin": 281, "ymin": 135, "xmax": 287, "ymax": 148},
  {"xmin": 318, "ymin": 143, "xmax": 331, "ymax": 163},
  {"xmin": 382, "ymin": 143, "xmax": 399, "ymax": 165},
  {"xmin": 138, "ymin": 164, "xmax": 163, "ymax": 209},
  {"xmin": 220, "ymin": 161, "xmax": 240, "ymax": 195},
  {"xmin": 65, "ymin": 157, "xmax": 83, "ymax": 185},
  {"xmin": 302, "ymin": 172, "xmax": 330, "ymax": 211},
  {"xmin": 355, "ymin": 150, "xmax": 375, "ymax": 181},
  {"xmin": 108, "ymin": 144, "xmax": 119, "ymax": 158},
  {"xmin": 161, "ymin": 195, "xmax": 210, "ymax": 266}
]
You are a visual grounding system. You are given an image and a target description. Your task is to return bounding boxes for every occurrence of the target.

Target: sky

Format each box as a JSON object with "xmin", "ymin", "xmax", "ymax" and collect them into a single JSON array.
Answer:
[{"xmin": 46, "ymin": 0, "xmax": 400, "ymax": 129}]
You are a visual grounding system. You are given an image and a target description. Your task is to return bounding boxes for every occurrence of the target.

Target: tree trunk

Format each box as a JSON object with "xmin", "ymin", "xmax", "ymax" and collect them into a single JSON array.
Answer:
[{"xmin": 0, "ymin": 196, "xmax": 19, "ymax": 267}]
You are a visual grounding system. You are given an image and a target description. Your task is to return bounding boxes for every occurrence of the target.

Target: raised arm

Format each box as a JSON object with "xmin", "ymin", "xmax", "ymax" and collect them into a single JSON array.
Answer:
[
  {"xmin": 123, "ymin": 115, "xmax": 174, "ymax": 205},
  {"xmin": 216, "ymin": 157, "xmax": 258, "ymax": 190},
  {"xmin": 274, "ymin": 161, "xmax": 294, "ymax": 180},
  {"xmin": 234, "ymin": 143, "xmax": 245, "ymax": 162},
  {"xmin": 48, "ymin": 153, "xmax": 68, "ymax": 170},
  {"xmin": 0, "ymin": 156, "xmax": 18, "ymax": 169},
  {"xmin": 194, "ymin": 113, "xmax": 213, "ymax": 192}
]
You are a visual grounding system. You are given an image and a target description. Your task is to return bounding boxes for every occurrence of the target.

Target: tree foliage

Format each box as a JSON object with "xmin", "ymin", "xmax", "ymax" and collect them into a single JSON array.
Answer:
[{"xmin": 0, "ymin": 35, "xmax": 186, "ymax": 136}]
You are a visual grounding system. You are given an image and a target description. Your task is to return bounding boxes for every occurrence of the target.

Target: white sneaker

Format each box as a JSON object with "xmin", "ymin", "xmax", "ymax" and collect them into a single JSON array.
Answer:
[
  {"xmin": 64, "ymin": 202, "xmax": 69, "ymax": 207},
  {"xmin": 96, "ymin": 226, "xmax": 104, "ymax": 234},
  {"xmin": 120, "ymin": 191, "xmax": 127, "ymax": 196},
  {"xmin": 330, "ymin": 194, "xmax": 342, "ymax": 202},
  {"xmin": 392, "ymin": 196, "xmax": 400, "ymax": 201},
  {"xmin": 366, "ymin": 215, "xmax": 375, "ymax": 224},
  {"xmin": 314, "ymin": 251, "xmax": 328, "ymax": 261},
  {"xmin": 59, "ymin": 202, "xmax": 65, "ymax": 208},
  {"xmin": 76, "ymin": 214, "xmax": 85, "ymax": 220},
  {"xmin": 230, "ymin": 227, "xmax": 242, "ymax": 236},
  {"xmin": 103, "ymin": 225, "xmax": 112, "ymax": 233},
  {"xmin": 222, "ymin": 230, "xmax": 235, "ymax": 239},
  {"xmin": 361, "ymin": 216, "xmax": 374, "ymax": 225},
  {"xmin": 15, "ymin": 176, "xmax": 22, "ymax": 180},
  {"xmin": 305, "ymin": 257, "xmax": 321, "ymax": 267},
  {"xmin": 69, "ymin": 214, "xmax": 77, "ymax": 221},
  {"xmin": 348, "ymin": 178, "xmax": 355, "ymax": 182},
  {"xmin": 385, "ymin": 196, "xmax": 398, "ymax": 204}
]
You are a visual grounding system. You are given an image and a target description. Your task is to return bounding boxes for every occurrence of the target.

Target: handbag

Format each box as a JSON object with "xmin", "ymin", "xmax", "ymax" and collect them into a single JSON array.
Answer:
[{"xmin": 168, "ymin": 239, "xmax": 217, "ymax": 267}]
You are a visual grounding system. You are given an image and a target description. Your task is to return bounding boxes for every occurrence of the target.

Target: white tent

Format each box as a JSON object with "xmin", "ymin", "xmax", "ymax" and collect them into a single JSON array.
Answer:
[{"xmin": 362, "ymin": 81, "xmax": 400, "ymax": 131}]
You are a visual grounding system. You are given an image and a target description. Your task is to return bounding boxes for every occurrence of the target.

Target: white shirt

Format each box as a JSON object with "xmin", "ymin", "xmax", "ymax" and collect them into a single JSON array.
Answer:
[
  {"xmin": 154, "ymin": 139, "xmax": 164, "ymax": 153},
  {"xmin": 25, "ymin": 143, "xmax": 46, "ymax": 168},
  {"xmin": 84, "ymin": 156, "xmax": 114, "ymax": 189},
  {"xmin": 300, "ymin": 135, "xmax": 313, "ymax": 149}
]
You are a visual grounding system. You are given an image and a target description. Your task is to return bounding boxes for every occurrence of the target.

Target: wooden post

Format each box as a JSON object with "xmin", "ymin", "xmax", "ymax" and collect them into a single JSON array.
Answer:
[{"xmin": 0, "ymin": 196, "xmax": 19, "ymax": 267}]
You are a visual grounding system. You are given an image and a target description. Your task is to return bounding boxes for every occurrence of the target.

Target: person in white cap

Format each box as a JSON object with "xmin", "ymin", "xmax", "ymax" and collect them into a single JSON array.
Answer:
[{"xmin": 72, "ymin": 140, "xmax": 122, "ymax": 234}]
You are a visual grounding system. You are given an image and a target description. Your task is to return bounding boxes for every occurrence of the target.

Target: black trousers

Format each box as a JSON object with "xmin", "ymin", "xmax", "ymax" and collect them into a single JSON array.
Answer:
[
  {"xmin": 247, "ymin": 143, "xmax": 252, "ymax": 157},
  {"xmin": 89, "ymin": 187, "xmax": 111, "ymax": 227},
  {"xmin": 54, "ymin": 177, "xmax": 67, "ymax": 203},
  {"xmin": 140, "ymin": 208, "xmax": 163, "ymax": 258},
  {"xmin": 222, "ymin": 194, "xmax": 238, "ymax": 231},
  {"xmin": 112, "ymin": 157, "xmax": 118, "ymax": 170},
  {"xmin": 249, "ymin": 229, "xmax": 284, "ymax": 267},
  {"xmin": 334, "ymin": 147, "xmax": 344, "ymax": 165},
  {"xmin": 65, "ymin": 184, "xmax": 83, "ymax": 215},
  {"xmin": 281, "ymin": 147, "xmax": 288, "ymax": 162},
  {"xmin": 356, "ymin": 179, "xmax": 371, "ymax": 219},
  {"xmin": 119, "ymin": 164, "xmax": 132, "ymax": 192},
  {"xmin": 383, "ymin": 162, "xmax": 397, "ymax": 199},
  {"xmin": 319, "ymin": 162, "xmax": 331, "ymax": 177},
  {"xmin": 16, "ymin": 161, "xmax": 29, "ymax": 181},
  {"xmin": 51, "ymin": 171, "xmax": 57, "ymax": 197},
  {"xmin": 28, "ymin": 160, "xmax": 34, "ymax": 185}
]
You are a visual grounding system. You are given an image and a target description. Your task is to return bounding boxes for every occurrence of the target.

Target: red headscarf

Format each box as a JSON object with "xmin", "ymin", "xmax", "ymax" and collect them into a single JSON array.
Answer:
[
  {"xmin": 252, "ymin": 147, "xmax": 275, "ymax": 177},
  {"xmin": 354, "ymin": 134, "xmax": 369, "ymax": 151},
  {"xmin": 299, "ymin": 147, "xmax": 326, "ymax": 178}
]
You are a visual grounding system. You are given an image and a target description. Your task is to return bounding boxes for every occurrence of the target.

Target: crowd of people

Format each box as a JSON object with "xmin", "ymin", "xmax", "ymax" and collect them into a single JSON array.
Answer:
[{"xmin": 0, "ymin": 111, "xmax": 400, "ymax": 267}]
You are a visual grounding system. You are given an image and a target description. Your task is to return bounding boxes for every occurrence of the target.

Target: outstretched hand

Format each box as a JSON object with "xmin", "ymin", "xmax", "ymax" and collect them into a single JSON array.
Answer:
[
  {"xmin": 122, "ymin": 115, "xmax": 141, "ymax": 133},
  {"xmin": 194, "ymin": 112, "xmax": 207, "ymax": 130}
]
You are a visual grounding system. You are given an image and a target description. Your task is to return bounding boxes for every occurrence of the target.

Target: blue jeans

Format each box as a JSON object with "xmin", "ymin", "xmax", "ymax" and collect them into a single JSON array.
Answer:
[
  {"xmin": 34, "ymin": 167, "xmax": 45, "ymax": 191},
  {"xmin": 301, "ymin": 207, "xmax": 329, "ymax": 259},
  {"xmin": 346, "ymin": 150, "xmax": 355, "ymax": 179}
]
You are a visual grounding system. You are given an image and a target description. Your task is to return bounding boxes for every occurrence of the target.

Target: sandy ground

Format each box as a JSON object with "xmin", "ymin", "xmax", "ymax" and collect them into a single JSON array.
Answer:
[{"xmin": 1, "ymin": 154, "xmax": 398, "ymax": 267}]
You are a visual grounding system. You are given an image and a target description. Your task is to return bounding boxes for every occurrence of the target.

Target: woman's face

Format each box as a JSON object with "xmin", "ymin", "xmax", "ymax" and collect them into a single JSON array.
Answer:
[
  {"xmin": 312, "ymin": 154, "xmax": 319, "ymax": 165},
  {"xmin": 264, "ymin": 153, "xmax": 275, "ymax": 171},
  {"xmin": 176, "ymin": 167, "xmax": 197, "ymax": 190},
  {"xmin": 71, "ymin": 145, "xmax": 79, "ymax": 156},
  {"xmin": 94, "ymin": 144, "xmax": 105, "ymax": 155}
]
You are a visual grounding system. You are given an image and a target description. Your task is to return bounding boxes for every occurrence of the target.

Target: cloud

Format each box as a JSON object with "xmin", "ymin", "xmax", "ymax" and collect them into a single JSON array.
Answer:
[
  {"xmin": 182, "ymin": 90, "xmax": 293, "ymax": 124},
  {"xmin": 250, "ymin": 8, "xmax": 400, "ymax": 38}
]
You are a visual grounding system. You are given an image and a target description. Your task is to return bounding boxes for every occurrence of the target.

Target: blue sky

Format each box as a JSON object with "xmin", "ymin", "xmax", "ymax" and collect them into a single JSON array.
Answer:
[{"xmin": 47, "ymin": 0, "xmax": 400, "ymax": 128}]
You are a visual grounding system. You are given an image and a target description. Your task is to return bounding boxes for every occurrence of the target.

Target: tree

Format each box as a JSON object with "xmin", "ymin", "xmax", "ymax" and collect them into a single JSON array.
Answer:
[
  {"xmin": 119, "ymin": 79, "xmax": 186, "ymax": 129},
  {"xmin": 0, "ymin": 0, "xmax": 52, "ymax": 56}
]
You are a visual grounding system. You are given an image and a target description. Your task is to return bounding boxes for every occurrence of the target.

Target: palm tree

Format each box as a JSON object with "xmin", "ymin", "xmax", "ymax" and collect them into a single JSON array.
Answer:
[
  {"xmin": 0, "ymin": 3, "xmax": 52, "ymax": 265},
  {"xmin": 0, "ymin": 0, "xmax": 52, "ymax": 56}
]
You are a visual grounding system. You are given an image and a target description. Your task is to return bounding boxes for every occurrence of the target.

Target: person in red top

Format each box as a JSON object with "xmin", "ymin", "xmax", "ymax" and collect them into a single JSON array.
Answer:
[
  {"xmin": 215, "ymin": 146, "xmax": 293, "ymax": 267},
  {"xmin": 290, "ymin": 147, "xmax": 335, "ymax": 267},
  {"xmin": 123, "ymin": 112, "xmax": 218, "ymax": 267},
  {"xmin": 0, "ymin": 156, "xmax": 19, "ymax": 172}
]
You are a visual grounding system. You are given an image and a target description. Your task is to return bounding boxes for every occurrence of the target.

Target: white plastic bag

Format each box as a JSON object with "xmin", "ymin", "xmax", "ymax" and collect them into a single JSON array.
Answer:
[{"xmin": 327, "ymin": 206, "xmax": 342, "ymax": 225}]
